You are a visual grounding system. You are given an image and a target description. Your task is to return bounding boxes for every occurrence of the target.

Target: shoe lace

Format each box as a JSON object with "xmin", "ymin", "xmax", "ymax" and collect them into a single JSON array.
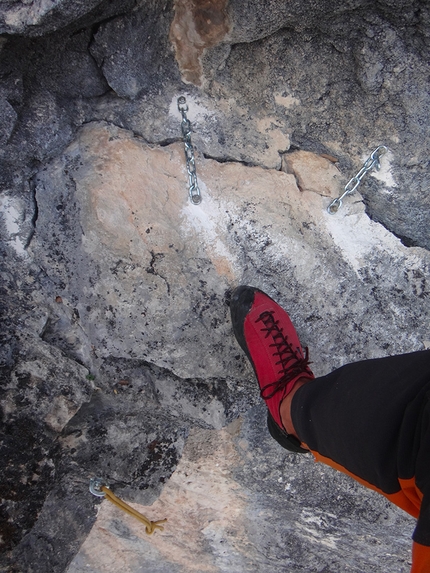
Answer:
[{"xmin": 255, "ymin": 310, "xmax": 312, "ymax": 400}]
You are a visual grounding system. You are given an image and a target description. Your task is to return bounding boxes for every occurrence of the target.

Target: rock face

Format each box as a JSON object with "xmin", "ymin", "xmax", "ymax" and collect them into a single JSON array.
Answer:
[
  {"xmin": 0, "ymin": 1, "xmax": 429, "ymax": 572},
  {"xmin": 68, "ymin": 419, "xmax": 416, "ymax": 573},
  {"xmin": 31, "ymin": 121, "xmax": 430, "ymax": 381}
]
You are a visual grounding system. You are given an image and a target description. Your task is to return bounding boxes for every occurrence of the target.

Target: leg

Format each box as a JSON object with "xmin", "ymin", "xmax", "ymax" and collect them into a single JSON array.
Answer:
[
  {"xmin": 289, "ymin": 349, "xmax": 430, "ymax": 573},
  {"xmin": 290, "ymin": 350, "xmax": 430, "ymax": 495},
  {"xmin": 230, "ymin": 285, "xmax": 430, "ymax": 573}
]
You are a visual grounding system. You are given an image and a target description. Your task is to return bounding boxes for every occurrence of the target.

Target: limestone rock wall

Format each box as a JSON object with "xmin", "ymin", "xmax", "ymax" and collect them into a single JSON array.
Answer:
[{"xmin": 0, "ymin": 1, "xmax": 429, "ymax": 572}]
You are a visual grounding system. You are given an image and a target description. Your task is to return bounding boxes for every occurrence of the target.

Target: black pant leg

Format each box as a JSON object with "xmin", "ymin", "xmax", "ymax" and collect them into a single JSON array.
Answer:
[{"xmin": 291, "ymin": 350, "xmax": 430, "ymax": 498}]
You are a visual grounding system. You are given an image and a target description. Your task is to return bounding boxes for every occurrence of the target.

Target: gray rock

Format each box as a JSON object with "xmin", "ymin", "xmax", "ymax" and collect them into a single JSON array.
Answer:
[
  {"xmin": 66, "ymin": 411, "xmax": 416, "ymax": 573},
  {"xmin": 0, "ymin": 96, "xmax": 17, "ymax": 145},
  {"xmin": 90, "ymin": 0, "xmax": 179, "ymax": 100},
  {"xmin": 202, "ymin": 11, "xmax": 430, "ymax": 247},
  {"xmin": 1, "ymin": 0, "xmax": 429, "ymax": 246},
  {"xmin": 0, "ymin": 330, "xmax": 93, "ymax": 569},
  {"xmin": 0, "ymin": 1, "xmax": 430, "ymax": 572},
  {"xmin": 0, "ymin": 0, "xmax": 100, "ymax": 35},
  {"xmin": 3, "ymin": 120, "xmax": 425, "ymax": 571}
]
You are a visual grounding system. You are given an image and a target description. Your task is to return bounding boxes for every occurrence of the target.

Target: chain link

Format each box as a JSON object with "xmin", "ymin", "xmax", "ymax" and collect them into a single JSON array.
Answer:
[
  {"xmin": 177, "ymin": 96, "xmax": 202, "ymax": 205},
  {"xmin": 327, "ymin": 146, "xmax": 387, "ymax": 214}
]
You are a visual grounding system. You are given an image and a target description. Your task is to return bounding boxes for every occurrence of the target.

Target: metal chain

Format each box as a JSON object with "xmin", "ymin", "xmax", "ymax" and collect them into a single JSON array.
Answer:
[
  {"xmin": 177, "ymin": 96, "xmax": 202, "ymax": 205},
  {"xmin": 327, "ymin": 145, "xmax": 387, "ymax": 214}
]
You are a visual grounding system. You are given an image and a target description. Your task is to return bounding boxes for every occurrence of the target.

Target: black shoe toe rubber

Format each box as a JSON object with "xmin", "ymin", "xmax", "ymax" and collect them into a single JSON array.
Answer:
[{"xmin": 230, "ymin": 286, "xmax": 259, "ymax": 360}]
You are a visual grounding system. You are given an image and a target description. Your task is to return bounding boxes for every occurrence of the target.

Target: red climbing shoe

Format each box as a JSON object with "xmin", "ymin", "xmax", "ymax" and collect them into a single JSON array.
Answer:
[{"xmin": 230, "ymin": 286, "xmax": 314, "ymax": 452}]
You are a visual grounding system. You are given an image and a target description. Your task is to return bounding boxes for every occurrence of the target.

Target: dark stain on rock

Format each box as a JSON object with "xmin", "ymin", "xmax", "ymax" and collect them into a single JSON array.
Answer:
[
  {"xmin": 170, "ymin": 0, "xmax": 230, "ymax": 85},
  {"xmin": 0, "ymin": 418, "xmax": 55, "ymax": 553},
  {"xmin": 193, "ymin": 0, "xmax": 230, "ymax": 44}
]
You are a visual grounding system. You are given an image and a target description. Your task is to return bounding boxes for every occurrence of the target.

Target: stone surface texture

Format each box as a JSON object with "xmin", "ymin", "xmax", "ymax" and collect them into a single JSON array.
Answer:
[{"xmin": 0, "ymin": 1, "xmax": 429, "ymax": 572}]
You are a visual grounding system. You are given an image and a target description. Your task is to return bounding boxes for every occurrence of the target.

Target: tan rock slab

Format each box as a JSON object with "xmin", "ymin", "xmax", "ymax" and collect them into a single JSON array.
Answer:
[{"xmin": 282, "ymin": 149, "xmax": 343, "ymax": 197}]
